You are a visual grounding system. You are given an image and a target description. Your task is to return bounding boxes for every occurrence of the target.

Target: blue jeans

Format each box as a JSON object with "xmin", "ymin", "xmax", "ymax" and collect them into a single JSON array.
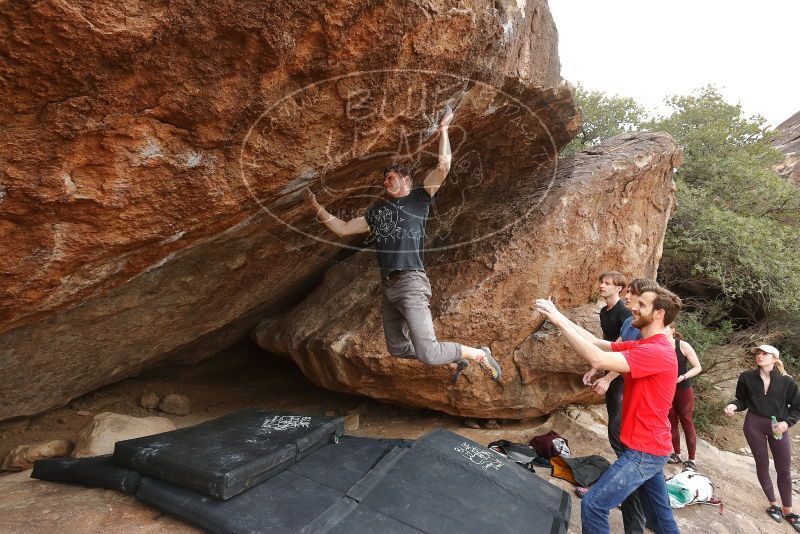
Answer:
[{"xmin": 581, "ymin": 448, "xmax": 678, "ymax": 534}]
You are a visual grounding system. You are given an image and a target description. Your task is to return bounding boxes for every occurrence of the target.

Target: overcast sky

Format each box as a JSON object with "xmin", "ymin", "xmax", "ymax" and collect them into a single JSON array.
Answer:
[{"xmin": 549, "ymin": 1, "xmax": 800, "ymax": 128}]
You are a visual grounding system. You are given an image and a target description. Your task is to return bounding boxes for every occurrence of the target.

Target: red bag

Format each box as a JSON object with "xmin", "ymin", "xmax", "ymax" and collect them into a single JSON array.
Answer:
[{"xmin": 530, "ymin": 431, "xmax": 569, "ymax": 458}]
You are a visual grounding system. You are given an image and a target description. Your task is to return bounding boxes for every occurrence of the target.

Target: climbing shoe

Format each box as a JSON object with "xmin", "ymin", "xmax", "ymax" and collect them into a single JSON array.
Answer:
[
  {"xmin": 478, "ymin": 346, "xmax": 502, "ymax": 382},
  {"xmin": 784, "ymin": 513, "xmax": 800, "ymax": 532},
  {"xmin": 767, "ymin": 505, "xmax": 784, "ymax": 523}
]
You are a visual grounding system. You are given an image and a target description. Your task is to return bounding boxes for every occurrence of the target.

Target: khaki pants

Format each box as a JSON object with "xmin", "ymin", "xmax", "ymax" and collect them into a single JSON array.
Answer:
[{"xmin": 380, "ymin": 271, "xmax": 462, "ymax": 365}]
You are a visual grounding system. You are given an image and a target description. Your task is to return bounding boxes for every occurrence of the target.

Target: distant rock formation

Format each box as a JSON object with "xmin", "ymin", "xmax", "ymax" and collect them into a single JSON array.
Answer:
[
  {"xmin": 773, "ymin": 110, "xmax": 800, "ymax": 186},
  {"xmin": 255, "ymin": 133, "xmax": 682, "ymax": 419}
]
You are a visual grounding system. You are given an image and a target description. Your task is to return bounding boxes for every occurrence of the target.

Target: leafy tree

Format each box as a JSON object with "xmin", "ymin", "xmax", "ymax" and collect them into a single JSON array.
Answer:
[
  {"xmin": 648, "ymin": 87, "xmax": 800, "ymax": 321},
  {"xmin": 560, "ymin": 84, "xmax": 646, "ymax": 157},
  {"xmin": 566, "ymin": 84, "xmax": 800, "ymax": 322}
]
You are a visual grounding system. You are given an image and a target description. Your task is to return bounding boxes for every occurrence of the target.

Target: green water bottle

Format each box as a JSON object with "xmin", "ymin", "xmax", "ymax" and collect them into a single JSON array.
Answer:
[{"xmin": 771, "ymin": 416, "xmax": 783, "ymax": 440}]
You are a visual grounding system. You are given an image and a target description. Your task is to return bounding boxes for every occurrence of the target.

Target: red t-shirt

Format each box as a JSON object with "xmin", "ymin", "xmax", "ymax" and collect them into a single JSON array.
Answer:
[{"xmin": 611, "ymin": 334, "xmax": 678, "ymax": 456}]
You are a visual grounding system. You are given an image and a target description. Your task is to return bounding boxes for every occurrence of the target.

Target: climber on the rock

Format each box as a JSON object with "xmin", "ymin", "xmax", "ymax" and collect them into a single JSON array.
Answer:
[{"xmin": 300, "ymin": 104, "xmax": 502, "ymax": 384}]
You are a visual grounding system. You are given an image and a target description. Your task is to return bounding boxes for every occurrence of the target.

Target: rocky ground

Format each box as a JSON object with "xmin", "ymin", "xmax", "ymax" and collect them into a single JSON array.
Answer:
[{"xmin": 1, "ymin": 342, "xmax": 798, "ymax": 534}]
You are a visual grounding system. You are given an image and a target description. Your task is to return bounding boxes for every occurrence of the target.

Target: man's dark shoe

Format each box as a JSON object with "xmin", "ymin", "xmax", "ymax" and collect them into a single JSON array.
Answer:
[
  {"xmin": 478, "ymin": 347, "xmax": 502, "ymax": 382},
  {"xmin": 450, "ymin": 359, "xmax": 469, "ymax": 384},
  {"xmin": 668, "ymin": 453, "xmax": 682, "ymax": 464},
  {"xmin": 767, "ymin": 505, "xmax": 784, "ymax": 522},
  {"xmin": 683, "ymin": 459, "xmax": 697, "ymax": 471}
]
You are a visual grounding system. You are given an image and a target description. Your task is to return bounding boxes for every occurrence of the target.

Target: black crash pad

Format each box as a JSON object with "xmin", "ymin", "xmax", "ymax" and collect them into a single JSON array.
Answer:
[
  {"xmin": 302, "ymin": 428, "xmax": 571, "ymax": 534},
  {"xmin": 114, "ymin": 408, "xmax": 344, "ymax": 499},
  {"xmin": 31, "ymin": 455, "xmax": 141, "ymax": 494},
  {"xmin": 136, "ymin": 430, "xmax": 570, "ymax": 534},
  {"xmin": 135, "ymin": 435, "xmax": 404, "ymax": 533}
]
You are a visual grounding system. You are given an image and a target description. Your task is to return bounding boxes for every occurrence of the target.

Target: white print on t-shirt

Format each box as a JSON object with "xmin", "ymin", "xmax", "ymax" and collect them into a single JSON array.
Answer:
[
  {"xmin": 454, "ymin": 442, "xmax": 503, "ymax": 471},
  {"xmin": 368, "ymin": 203, "xmax": 425, "ymax": 245},
  {"xmin": 258, "ymin": 415, "xmax": 312, "ymax": 433},
  {"xmin": 370, "ymin": 204, "xmax": 404, "ymax": 243}
]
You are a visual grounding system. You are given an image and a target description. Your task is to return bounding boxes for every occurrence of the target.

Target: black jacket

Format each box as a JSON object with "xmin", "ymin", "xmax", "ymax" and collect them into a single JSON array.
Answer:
[{"xmin": 731, "ymin": 369, "xmax": 800, "ymax": 426}]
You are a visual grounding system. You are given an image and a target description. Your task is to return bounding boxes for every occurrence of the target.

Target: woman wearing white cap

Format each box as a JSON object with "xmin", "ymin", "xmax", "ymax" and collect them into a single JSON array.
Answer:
[{"xmin": 724, "ymin": 344, "xmax": 800, "ymax": 531}]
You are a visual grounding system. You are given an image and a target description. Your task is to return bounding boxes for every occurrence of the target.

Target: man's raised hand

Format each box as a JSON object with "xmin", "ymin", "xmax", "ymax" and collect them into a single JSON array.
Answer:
[
  {"xmin": 592, "ymin": 376, "xmax": 611, "ymax": 396},
  {"xmin": 582, "ymin": 368, "xmax": 598, "ymax": 386},
  {"xmin": 301, "ymin": 187, "xmax": 320, "ymax": 212},
  {"xmin": 534, "ymin": 298, "xmax": 564, "ymax": 324},
  {"xmin": 439, "ymin": 103, "xmax": 453, "ymax": 129}
]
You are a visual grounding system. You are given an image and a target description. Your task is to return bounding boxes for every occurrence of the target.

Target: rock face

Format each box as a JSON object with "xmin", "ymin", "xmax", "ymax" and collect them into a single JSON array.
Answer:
[
  {"xmin": 1, "ymin": 439, "xmax": 74, "ymax": 472},
  {"xmin": 0, "ymin": 0, "xmax": 576, "ymax": 421},
  {"xmin": 72, "ymin": 412, "xmax": 176, "ymax": 458},
  {"xmin": 773, "ymin": 110, "xmax": 800, "ymax": 186},
  {"xmin": 256, "ymin": 133, "xmax": 682, "ymax": 418}
]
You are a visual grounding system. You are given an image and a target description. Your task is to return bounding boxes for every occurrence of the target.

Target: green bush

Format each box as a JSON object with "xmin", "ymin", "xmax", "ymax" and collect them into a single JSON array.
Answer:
[
  {"xmin": 690, "ymin": 376, "xmax": 731, "ymax": 435},
  {"xmin": 664, "ymin": 182, "xmax": 800, "ymax": 319}
]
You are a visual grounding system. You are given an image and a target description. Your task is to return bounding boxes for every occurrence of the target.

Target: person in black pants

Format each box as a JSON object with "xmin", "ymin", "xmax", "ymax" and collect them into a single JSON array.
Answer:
[
  {"xmin": 584, "ymin": 271, "xmax": 631, "ymax": 451},
  {"xmin": 724, "ymin": 344, "xmax": 800, "ymax": 531}
]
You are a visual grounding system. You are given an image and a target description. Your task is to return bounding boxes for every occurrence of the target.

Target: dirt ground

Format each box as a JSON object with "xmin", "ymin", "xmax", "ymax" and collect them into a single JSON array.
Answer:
[{"xmin": 1, "ymin": 341, "xmax": 798, "ymax": 533}]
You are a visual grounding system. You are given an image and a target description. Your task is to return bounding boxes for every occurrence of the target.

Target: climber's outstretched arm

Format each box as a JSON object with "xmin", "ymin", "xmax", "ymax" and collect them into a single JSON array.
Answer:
[
  {"xmin": 301, "ymin": 188, "xmax": 370, "ymax": 237},
  {"xmin": 423, "ymin": 105, "xmax": 453, "ymax": 198}
]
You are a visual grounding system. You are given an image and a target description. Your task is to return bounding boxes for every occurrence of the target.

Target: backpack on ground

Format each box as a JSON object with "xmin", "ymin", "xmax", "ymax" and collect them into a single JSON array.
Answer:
[
  {"xmin": 666, "ymin": 470, "xmax": 723, "ymax": 512},
  {"xmin": 530, "ymin": 431, "xmax": 571, "ymax": 458},
  {"xmin": 488, "ymin": 440, "xmax": 537, "ymax": 472}
]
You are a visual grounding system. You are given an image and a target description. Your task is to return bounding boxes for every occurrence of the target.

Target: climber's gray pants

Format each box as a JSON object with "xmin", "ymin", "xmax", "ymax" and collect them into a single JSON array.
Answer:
[{"xmin": 380, "ymin": 271, "xmax": 462, "ymax": 366}]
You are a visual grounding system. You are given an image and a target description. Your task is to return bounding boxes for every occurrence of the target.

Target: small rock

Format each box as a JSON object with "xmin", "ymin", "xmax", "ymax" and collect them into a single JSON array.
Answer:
[
  {"xmin": 159, "ymin": 394, "xmax": 191, "ymax": 416},
  {"xmin": 738, "ymin": 446, "xmax": 752, "ymax": 455},
  {"xmin": 484, "ymin": 419, "xmax": 500, "ymax": 430},
  {"xmin": 324, "ymin": 410, "xmax": 337, "ymax": 417},
  {"xmin": 76, "ymin": 410, "xmax": 93, "ymax": 417},
  {"xmin": 2, "ymin": 439, "xmax": 74, "ymax": 471},
  {"xmin": 344, "ymin": 414, "xmax": 359, "ymax": 431},
  {"xmin": 140, "ymin": 392, "xmax": 160, "ymax": 410},
  {"xmin": 73, "ymin": 412, "xmax": 176, "ymax": 458},
  {"xmin": 463, "ymin": 419, "xmax": 481, "ymax": 429}
]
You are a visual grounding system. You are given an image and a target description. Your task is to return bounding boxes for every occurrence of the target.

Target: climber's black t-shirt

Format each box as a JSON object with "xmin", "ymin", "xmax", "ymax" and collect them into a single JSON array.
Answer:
[
  {"xmin": 365, "ymin": 188, "xmax": 432, "ymax": 279},
  {"xmin": 599, "ymin": 299, "xmax": 632, "ymax": 342}
]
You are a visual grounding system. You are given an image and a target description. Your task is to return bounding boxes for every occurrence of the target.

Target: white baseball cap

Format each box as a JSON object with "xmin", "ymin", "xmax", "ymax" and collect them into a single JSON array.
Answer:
[{"xmin": 751, "ymin": 344, "xmax": 780, "ymax": 358}]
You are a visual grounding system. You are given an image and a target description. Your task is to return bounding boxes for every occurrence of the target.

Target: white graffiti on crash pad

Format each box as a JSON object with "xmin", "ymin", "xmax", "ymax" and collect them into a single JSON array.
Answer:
[
  {"xmin": 454, "ymin": 442, "xmax": 503, "ymax": 471},
  {"xmin": 258, "ymin": 415, "xmax": 312, "ymax": 433}
]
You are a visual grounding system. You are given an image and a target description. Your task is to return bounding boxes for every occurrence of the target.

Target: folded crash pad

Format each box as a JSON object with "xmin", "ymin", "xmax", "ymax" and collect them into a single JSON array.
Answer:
[
  {"xmin": 31, "ymin": 455, "xmax": 141, "ymax": 494},
  {"xmin": 115, "ymin": 408, "xmax": 344, "ymax": 499},
  {"xmin": 135, "ymin": 435, "xmax": 404, "ymax": 533}
]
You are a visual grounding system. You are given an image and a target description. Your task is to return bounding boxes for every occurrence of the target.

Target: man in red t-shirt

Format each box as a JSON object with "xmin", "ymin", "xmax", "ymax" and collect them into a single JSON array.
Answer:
[{"xmin": 535, "ymin": 287, "xmax": 682, "ymax": 534}]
